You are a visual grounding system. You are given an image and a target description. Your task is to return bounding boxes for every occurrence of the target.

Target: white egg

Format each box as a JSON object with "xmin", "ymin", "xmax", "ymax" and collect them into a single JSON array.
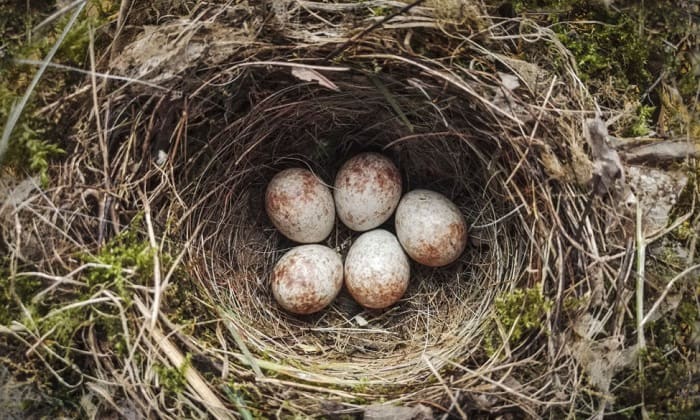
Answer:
[
  {"xmin": 395, "ymin": 189, "xmax": 467, "ymax": 267},
  {"xmin": 334, "ymin": 153, "xmax": 402, "ymax": 232},
  {"xmin": 265, "ymin": 168, "xmax": 335, "ymax": 243},
  {"xmin": 271, "ymin": 245, "xmax": 343, "ymax": 314},
  {"xmin": 344, "ymin": 229, "xmax": 410, "ymax": 309}
]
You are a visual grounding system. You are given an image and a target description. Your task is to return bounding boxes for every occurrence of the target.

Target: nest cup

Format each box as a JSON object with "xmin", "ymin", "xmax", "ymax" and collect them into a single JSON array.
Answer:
[
  {"xmin": 86, "ymin": 3, "xmax": 599, "ymax": 415},
  {"xmin": 178, "ymin": 68, "xmax": 530, "ymax": 402}
]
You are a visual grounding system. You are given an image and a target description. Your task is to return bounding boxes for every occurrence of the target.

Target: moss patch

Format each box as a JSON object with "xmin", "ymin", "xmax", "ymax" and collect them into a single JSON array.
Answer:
[
  {"xmin": 0, "ymin": 216, "xmax": 186, "ymax": 416},
  {"xmin": 485, "ymin": 285, "xmax": 553, "ymax": 356},
  {"xmin": 0, "ymin": 0, "xmax": 118, "ymax": 185},
  {"xmin": 504, "ymin": 0, "xmax": 698, "ymax": 135}
]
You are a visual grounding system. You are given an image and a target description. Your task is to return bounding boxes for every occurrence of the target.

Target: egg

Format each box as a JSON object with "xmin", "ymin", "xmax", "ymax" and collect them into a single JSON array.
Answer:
[
  {"xmin": 344, "ymin": 229, "xmax": 410, "ymax": 309},
  {"xmin": 265, "ymin": 168, "xmax": 335, "ymax": 243},
  {"xmin": 395, "ymin": 189, "xmax": 467, "ymax": 267},
  {"xmin": 334, "ymin": 153, "xmax": 402, "ymax": 231},
  {"xmin": 271, "ymin": 245, "xmax": 343, "ymax": 314}
]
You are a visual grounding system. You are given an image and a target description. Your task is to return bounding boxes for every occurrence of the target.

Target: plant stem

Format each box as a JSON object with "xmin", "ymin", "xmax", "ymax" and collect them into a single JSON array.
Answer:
[{"xmin": 636, "ymin": 201, "xmax": 646, "ymax": 350}]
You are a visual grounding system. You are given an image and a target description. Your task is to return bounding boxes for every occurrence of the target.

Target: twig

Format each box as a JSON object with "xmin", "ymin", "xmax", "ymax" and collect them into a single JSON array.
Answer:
[
  {"xmin": 134, "ymin": 297, "xmax": 232, "ymax": 419},
  {"xmin": 635, "ymin": 199, "xmax": 647, "ymax": 418},
  {"xmin": 218, "ymin": 308, "xmax": 264, "ymax": 378},
  {"xmin": 33, "ymin": 0, "xmax": 86, "ymax": 33},
  {"xmin": 325, "ymin": 0, "xmax": 427, "ymax": 61},
  {"xmin": 641, "ymin": 263, "xmax": 700, "ymax": 326},
  {"xmin": 139, "ymin": 190, "xmax": 163, "ymax": 329},
  {"xmin": 635, "ymin": 201, "xmax": 646, "ymax": 350},
  {"xmin": 422, "ymin": 354, "xmax": 467, "ymax": 419},
  {"xmin": 15, "ymin": 59, "xmax": 174, "ymax": 92}
]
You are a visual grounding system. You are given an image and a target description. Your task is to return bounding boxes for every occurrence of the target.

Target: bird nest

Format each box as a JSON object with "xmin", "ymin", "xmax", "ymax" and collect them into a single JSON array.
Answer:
[{"xmin": 2, "ymin": 1, "xmax": 632, "ymax": 418}]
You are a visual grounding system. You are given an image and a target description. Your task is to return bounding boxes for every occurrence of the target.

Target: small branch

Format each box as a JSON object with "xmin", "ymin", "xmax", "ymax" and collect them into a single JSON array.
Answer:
[
  {"xmin": 139, "ymin": 190, "xmax": 163, "ymax": 329},
  {"xmin": 422, "ymin": 354, "xmax": 467, "ymax": 419},
  {"xmin": 325, "ymin": 0, "xmax": 427, "ymax": 61},
  {"xmin": 135, "ymin": 297, "xmax": 232, "ymax": 419},
  {"xmin": 642, "ymin": 263, "xmax": 700, "ymax": 326},
  {"xmin": 636, "ymin": 201, "xmax": 646, "ymax": 350}
]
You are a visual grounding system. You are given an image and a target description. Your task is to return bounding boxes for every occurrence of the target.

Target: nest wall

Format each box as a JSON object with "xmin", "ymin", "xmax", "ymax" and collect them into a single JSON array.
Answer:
[
  {"xmin": 144, "ymin": 47, "xmax": 596, "ymax": 413},
  {"xmin": 179, "ymin": 73, "xmax": 529, "ymax": 385}
]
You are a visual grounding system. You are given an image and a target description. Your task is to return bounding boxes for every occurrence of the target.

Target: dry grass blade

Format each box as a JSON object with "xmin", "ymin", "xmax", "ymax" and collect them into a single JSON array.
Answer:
[
  {"xmin": 0, "ymin": 1, "xmax": 86, "ymax": 161},
  {"xmin": 134, "ymin": 297, "xmax": 232, "ymax": 420}
]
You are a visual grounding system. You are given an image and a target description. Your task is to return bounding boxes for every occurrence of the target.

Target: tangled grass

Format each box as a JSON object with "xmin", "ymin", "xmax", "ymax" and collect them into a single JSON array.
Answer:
[{"xmin": 3, "ymin": 0, "xmax": 695, "ymax": 418}]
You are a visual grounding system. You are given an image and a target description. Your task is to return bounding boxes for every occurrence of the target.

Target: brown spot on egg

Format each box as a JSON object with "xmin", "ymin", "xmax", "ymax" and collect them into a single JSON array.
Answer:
[
  {"xmin": 334, "ymin": 153, "xmax": 402, "ymax": 231},
  {"xmin": 299, "ymin": 171, "xmax": 320, "ymax": 203},
  {"xmin": 264, "ymin": 168, "xmax": 335, "ymax": 243},
  {"xmin": 412, "ymin": 242, "xmax": 443, "ymax": 267},
  {"xmin": 272, "ymin": 245, "xmax": 343, "ymax": 314},
  {"xmin": 395, "ymin": 189, "xmax": 467, "ymax": 267}
]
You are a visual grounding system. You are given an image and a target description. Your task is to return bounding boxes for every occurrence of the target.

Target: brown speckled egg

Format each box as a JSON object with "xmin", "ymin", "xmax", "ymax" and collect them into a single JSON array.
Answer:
[
  {"xmin": 265, "ymin": 168, "xmax": 335, "ymax": 243},
  {"xmin": 344, "ymin": 229, "xmax": 410, "ymax": 309},
  {"xmin": 271, "ymin": 245, "xmax": 343, "ymax": 315},
  {"xmin": 334, "ymin": 153, "xmax": 402, "ymax": 231},
  {"xmin": 395, "ymin": 189, "xmax": 467, "ymax": 267}
]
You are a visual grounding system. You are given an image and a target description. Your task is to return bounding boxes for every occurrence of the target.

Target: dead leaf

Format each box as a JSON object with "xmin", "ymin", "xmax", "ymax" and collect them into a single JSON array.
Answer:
[
  {"xmin": 291, "ymin": 67, "xmax": 339, "ymax": 91},
  {"xmin": 584, "ymin": 118, "xmax": 624, "ymax": 194},
  {"xmin": 573, "ymin": 313, "xmax": 606, "ymax": 340},
  {"xmin": 353, "ymin": 314, "xmax": 369, "ymax": 327},
  {"xmin": 569, "ymin": 335, "xmax": 638, "ymax": 393},
  {"xmin": 0, "ymin": 176, "xmax": 38, "ymax": 216},
  {"xmin": 498, "ymin": 72, "xmax": 520, "ymax": 91},
  {"xmin": 492, "ymin": 72, "xmax": 532, "ymax": 122},
  {"xmin": 624, "ymin": 141, "xmax": 699, "ymax": 164},
  {"xmin": 493, "ymin": 54, "xmax": 552, "ymax": 91}
]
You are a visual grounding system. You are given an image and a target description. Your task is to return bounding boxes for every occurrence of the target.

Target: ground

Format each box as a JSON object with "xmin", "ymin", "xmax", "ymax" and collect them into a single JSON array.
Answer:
[{"xmin": 0, "ymin": 0, "xmax": 698, "ymax": 418}]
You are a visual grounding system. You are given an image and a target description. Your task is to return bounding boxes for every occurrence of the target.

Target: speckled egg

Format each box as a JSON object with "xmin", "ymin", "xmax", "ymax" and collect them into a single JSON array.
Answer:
[
  {"xmin": 395, "ymin": 189, "xmax": 467, "ymax": 267},
  {"xmin": 334, "ymin": 153, "xmax": 402, "ymax": 232},
  {"xmin": 344, "ymin": 229, "xmax": 410, "ymax": 309},
  {"xmin": 265, "ymin": 168, "xmax": 335, "ymax": 243},
  {"xmin": 271, "ymin": 245, "xmax": 343, "ymax": 315}
]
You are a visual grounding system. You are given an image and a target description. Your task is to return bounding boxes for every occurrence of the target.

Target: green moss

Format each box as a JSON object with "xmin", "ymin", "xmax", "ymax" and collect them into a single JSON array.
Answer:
[
  {"xmin": 512, "ymin": 1, "xmax": 653, "ymax": 87},
  {"xmin": 0, "ymin": 0, "xmax": 118, "ymax": 186},
  {"xmin": 626, "ymin": 104, "xmax": 655, "ymax": 137},
  {"xmin": 155, "ymin": 354, "xmax": 191, "ymax": 394},
  {"xmin": 0, "ymin": 216, "xmax": 182, "ymax": 416},
  {"xmin": 352, "ymin": 377, "xmax": 371, "ymax": 393},
  {"xmin": 563, "ymin": 294, "xmax": 586, "ymax": 312},
  {"xmin": 84, "ymin": 220, "xmax": 155, "ymax": 292},
  {"xmin": 484, "ymin": 285, "xmax": 552, "ymax": 356},
  {"xmin": 0, "ymin": 258, "xmax": 43, "ymax": 325},
  {"xmin": 510, "ymin": 0, "xmax": 698, "ymax": 135},
  {"xmin": 370, "ymin": 6, "xmax": 391, "ymax": 16}
]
